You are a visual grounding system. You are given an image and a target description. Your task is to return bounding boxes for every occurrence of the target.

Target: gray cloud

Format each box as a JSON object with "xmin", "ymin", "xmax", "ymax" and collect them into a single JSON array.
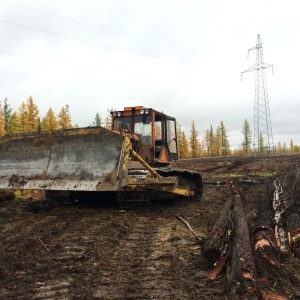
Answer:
[{"xmin": 0, "ymin": 0, "xmax": 299, "ymax": 149}]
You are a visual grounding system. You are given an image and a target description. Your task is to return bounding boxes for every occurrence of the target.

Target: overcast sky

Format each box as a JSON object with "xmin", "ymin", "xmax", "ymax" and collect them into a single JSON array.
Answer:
[{"xmin": 0, "ymin": 0, "xmax": 299, "ymax": 149}]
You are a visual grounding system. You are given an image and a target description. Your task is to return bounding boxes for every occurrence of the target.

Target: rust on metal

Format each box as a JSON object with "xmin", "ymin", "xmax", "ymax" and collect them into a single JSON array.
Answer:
[{"xmin": 0, "ymin": 127, "xmax": 131, "ymax": 192}]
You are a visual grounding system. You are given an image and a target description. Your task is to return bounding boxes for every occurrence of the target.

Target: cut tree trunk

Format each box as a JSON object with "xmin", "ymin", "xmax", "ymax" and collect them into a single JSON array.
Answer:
[
  {"xmin": 285, "ymin": 207, "xmax": 300, "ymax": 259},
  {"xmin": 203, "ymin": 197, "xmax": 233, "ymax": 263},
  {"xmin": 231, "ymin": 194, "xmax": 257, "ymax": 291},
  {"xmin": 254, "ymin": 194, "xmax": 279, "ymax": 267}
]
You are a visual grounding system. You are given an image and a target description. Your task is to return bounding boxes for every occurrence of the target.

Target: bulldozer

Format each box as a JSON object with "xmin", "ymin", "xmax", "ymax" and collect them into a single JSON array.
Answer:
[{"xmin": 0, "ymin": 106, "xmax": 202, "ymax": 206}]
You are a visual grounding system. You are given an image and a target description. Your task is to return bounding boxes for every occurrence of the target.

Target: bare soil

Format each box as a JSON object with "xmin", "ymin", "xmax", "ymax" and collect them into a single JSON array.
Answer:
[{"xmin": 1, "ymin": 154, "xmax": 300, "ymax": 299}]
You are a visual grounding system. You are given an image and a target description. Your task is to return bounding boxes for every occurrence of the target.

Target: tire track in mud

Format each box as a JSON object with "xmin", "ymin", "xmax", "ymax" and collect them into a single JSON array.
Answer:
[
  {"xmin": 30, "ymin": 209, "xmax": 196, "ymax": 299},
  {"xmin": 1, "ymin": 192, "xmax": 227, "ymax": 300},
  {"xmin": 1, "ymin": 203, "xmax": 206, "ymax": 299},
  {"xmin": 0, "ymin": 206, "xmax": 116, "ymax": 299},
  {"xmin": 31, "ymin": 209, "xmax": 117, "ymax": 300},
  {"xmin": 92, "ymin": 215, "xmax": 188, "ymax": 299}
]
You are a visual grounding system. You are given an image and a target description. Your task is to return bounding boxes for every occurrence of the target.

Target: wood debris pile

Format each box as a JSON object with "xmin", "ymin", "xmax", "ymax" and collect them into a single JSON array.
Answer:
[{"xmin": 202, "ymin": 168, "xmax": 300, "ymax": 300}]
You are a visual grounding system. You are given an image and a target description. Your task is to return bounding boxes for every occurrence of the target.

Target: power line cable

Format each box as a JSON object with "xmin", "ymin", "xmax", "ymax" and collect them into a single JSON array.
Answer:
[
  {"xmin": 0, "ymin": 19, "xmax": 200, "ymax": 66},
  {"xmin": 0, "ymin": 50, "xmax": 199, "ymax": 80},
  {"xmin": 0, "ymin": 0, "xmax": 202, "ymax": 53}
]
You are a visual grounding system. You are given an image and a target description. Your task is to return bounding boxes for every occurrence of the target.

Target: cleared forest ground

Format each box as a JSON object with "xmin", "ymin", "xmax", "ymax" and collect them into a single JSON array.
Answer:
[{"xmin": 1, "ymin": 154, "xmax": 300, "ymax": 299}]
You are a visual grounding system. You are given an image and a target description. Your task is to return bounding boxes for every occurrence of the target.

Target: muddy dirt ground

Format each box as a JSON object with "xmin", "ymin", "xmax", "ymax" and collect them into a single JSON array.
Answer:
[{"xmin": 1, "ymin": 154, "xmax": 300, "ymax": 299}]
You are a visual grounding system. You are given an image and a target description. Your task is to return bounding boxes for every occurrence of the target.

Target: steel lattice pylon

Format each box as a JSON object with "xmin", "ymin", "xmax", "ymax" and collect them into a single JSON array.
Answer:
[{"xmin": 242, "ymin": 34, "xmax": 274, "ymax": 153}]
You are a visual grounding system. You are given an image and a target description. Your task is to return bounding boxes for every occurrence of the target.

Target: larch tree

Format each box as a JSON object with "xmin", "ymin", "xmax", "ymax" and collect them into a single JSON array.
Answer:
[
  {"xmin": 2, "ymin": 97, "xmax": 13, "ymax": 133},
  {"xmin": 104, "ymin": 116, "xmax": 111, "ymax": 130},
  {"xmin": 0, "ymin": 100, "xmax": 5, "ymax": 137},
  {"xmin": 277, "ymin": 141, "xmax": 282, "ymax": 154},
  {"xmin": 9, "ymin": 112, "xmax": 21, "ymax": 133},
  {"xmin": 199, "ymin": 139, "xmax": 205, "ymax": 157},
  {"xmin": 18, "ymin": 102, "xmax": 29, "ymax": 133},
  {"xmin": 58, "ymin": 104, "xmax": 72, "ymax": 129},
  {"xmin": 26, "ymin": 96, "xmax": 40, "ymax": 132},
  {"xmin": 242, "ymin": 119, "xmax": 252, "ymax": 155},
  {"xmin": 189, "ymin": 120, "xmax": 200, "ymax": 158},
  {"xmin": 41, "ymin": 108, "xmax": 58, "ymax": 131},
  {"xmin": 181, "ymin": 131, "xmax": 190, "ymax": 158},
  {"xmin": 176, "ymin": 123, "xmax": 183, "ymax": 158},
  {"xmin": 207, "ymin": 125, "xmax": 218, "ymax": 157},
  {"xmin": 104, "ymin": 108, "xmax": 115, "ymax": 130},
  {"xmin": 204, "ymin": 128, "xmax": 211, "ymax": 156},
  {"xmin": 176, "ymin": 123, "xmax": 190, "ymax": 159}
]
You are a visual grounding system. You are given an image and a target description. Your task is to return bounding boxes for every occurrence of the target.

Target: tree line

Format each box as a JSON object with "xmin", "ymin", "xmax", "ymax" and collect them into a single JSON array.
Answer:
[
  {"xmin": 0, "ymin": 97, "xmax": 298, "ymax": 157},
  {"xmin": 0, "ymin": 97, "xmax": 72, "ymax": 136},
  {"xmin": 177, "ymin": 121, "xmax": 231, "ymax": 158},
  {"xmin": 177, "ymin": 118, "xmax": 299, "ymax": 158}
]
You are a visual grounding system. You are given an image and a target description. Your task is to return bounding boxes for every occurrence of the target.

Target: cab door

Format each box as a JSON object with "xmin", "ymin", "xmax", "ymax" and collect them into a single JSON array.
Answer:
[{"xmin": 154, "ymin": 114, "xmax": 177, "ymax": 162}]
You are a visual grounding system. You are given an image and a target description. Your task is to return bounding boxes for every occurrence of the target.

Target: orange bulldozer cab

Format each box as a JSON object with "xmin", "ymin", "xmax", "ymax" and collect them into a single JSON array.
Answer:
[{"xmin": 111, "ymin": 106, "xmax": 178, "ymax": 165}]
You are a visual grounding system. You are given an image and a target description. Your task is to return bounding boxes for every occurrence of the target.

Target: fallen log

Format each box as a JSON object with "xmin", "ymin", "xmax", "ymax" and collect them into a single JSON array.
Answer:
[
  {"xmin": 254, "ymin": 194, "xmax": 279, "ymax": 267},
  {"xmin": 272, "ymin": 179, "xmax": 290, "ymax": 256},
  {"xmin": 231, "ymin": 194, "xmax": 258, "ymax": 292},
  {"xmin": 285, "ymin": 207, "xmax": 300, "ymax": 259},
  {"xmin": 207, "ymin": 251, "xmax": 229, "ymax": 280},
  {"xmin": 203, "ymin": 197, "xmax": 233, "ymax": 264},
  {"xmin": 258, "ymin": 250, "xmax": 299, "ymax": 285},
  {"xmin": 203, "ymin": 179, "xmax": 263, "ymax": 185}
]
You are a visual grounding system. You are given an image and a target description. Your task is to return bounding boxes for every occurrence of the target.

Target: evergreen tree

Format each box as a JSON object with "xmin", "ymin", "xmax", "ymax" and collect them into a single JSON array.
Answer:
[
  {"xmin": 9, "ymin": 112, "xmax": 21, "ymax": 133},
  {"xmin": 282, "ymin": 142, "xmax": 287, "ymax": 153},
  {"xmin": 26, "ymin": 96, "xmax": 40, "ymax": 132},
  {"xmin": 41, "ymin": 108, "xmax": 58, "ymax": 131},
  {"xmin": 0, "ymin": 100, "xmax": 5, "ymax": 137},
  {"xmin": 211, "ymin": 126, "xmax": 222, "ymax": 156},
  {"xmin": 210, "ymin": 125, "xmax": 215, "ymax": 156},
  {"xmin": 2, "ymin": 97, "xmax": 13, "ymax": 133},
  {"xmin": 90, "ymin": 113, "xmax": 102, "ymax": 127},
  {"xmin": 242, "ymin": 119, "xmax": 252, "ymax": 155},
  {"xmin": 189, "ymin": 120, "xmax": 200, "ymax": 158},
  {"xmin": 58, "ymin": 104, "xmax": 72, "ymax": 129},
  {"xmin": 218, "ymin": 121, "xmax": 230, "ymax": 156},
  {"xmin": 207, "ymin": 125, "xmax": 218, "ymax": 156}
]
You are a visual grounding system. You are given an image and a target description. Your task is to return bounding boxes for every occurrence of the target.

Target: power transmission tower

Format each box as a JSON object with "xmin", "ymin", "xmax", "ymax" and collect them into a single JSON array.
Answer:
[{"xmin": 241, "ymin": 34, "xmax": 274, "ymax": 153}]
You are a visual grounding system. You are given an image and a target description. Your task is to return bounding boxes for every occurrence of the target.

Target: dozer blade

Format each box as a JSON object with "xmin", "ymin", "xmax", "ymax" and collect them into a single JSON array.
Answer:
[{"xmin": 0, "ymin": 127, "xmax": 131, "ymax": 191}]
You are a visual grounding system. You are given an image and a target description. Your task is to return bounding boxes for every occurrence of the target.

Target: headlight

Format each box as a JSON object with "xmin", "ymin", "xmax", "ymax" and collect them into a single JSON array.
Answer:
[
  {"xmin": 145, "ymin": 109, "xmax": 149, "ymax": 114},
  {"xmin": 113, "ymin": 112, "xmax": 117, "ymax": 116},
  {"xmin": 140, "ymin": 109, "xmax": 144, "ymax": 114},
  {"xmin": 117, "ymin": 111, "xmax": 122, "ymax": 117}
]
